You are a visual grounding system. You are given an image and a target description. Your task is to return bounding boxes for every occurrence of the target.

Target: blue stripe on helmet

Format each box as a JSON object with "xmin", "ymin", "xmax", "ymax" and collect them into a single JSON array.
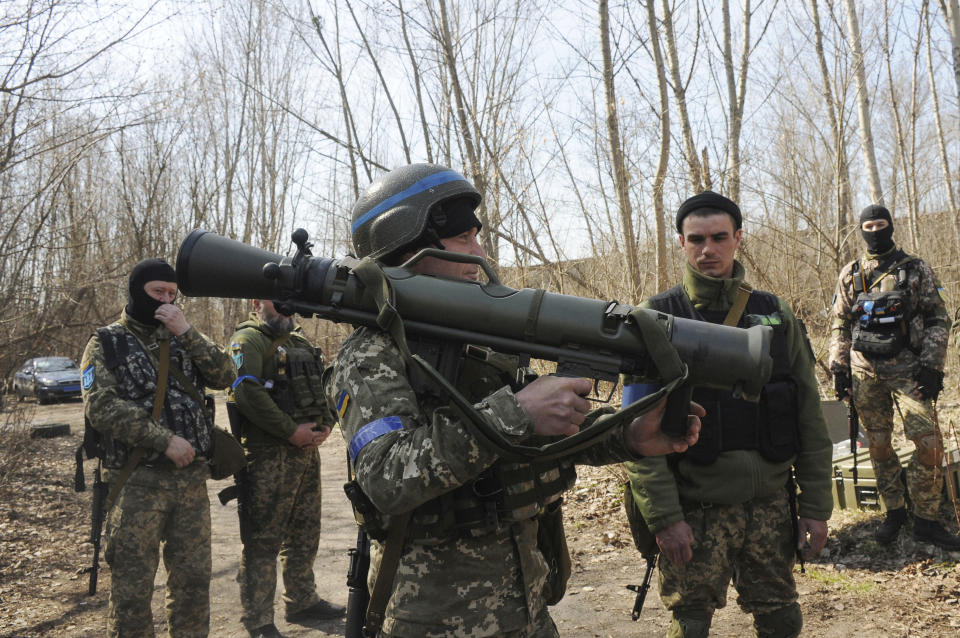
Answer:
[
  {"xmin": 351, "ymin": 170, "xmax": 466, "ymax": 235},
  {"xmin": 349, "ymin": 415, "xmax": 403, "ymax": 461}
]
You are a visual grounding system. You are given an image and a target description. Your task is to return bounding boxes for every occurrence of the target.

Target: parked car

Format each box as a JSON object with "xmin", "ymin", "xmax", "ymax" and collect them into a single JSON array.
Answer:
[{"xmin": 13, "ymin": 357, "xmax": 83, "ymax": 404}]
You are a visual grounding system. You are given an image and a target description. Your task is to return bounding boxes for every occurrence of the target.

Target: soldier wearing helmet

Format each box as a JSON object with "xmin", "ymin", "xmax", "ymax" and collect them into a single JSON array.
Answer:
[{"xmin": 328, "ymin": 163, "xmax": 704, "ymax": 637}]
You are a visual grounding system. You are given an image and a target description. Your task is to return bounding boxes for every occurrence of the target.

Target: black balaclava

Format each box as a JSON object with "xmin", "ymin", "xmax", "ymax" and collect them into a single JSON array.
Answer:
[
  {"xmin": 859, "ymin": 204, "xmax": 895, "ymax": 254},
  {"xmin": 126, "ymin": 258, "xmax": 177, "ymax": 325}
]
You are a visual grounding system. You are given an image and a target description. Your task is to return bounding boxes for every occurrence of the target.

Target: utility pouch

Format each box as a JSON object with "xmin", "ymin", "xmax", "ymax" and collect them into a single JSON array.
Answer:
[
  {"xmin": 758, "ymin": 380, "xmax": 800, "ymax": 463},
  {"xmin": 537, "ymin": 497, "xmax": 571, "ymax": 605},
  {"xmin": 209, "ymin": 427, "xmax": 246, "ymax": 480},
  {"xmin": 621, "ymin": 480, "xmax": 659, "ymax": 560},
  {"xmin": 851, "ymin": 289, "xmax": 909, "ymax": 358}
]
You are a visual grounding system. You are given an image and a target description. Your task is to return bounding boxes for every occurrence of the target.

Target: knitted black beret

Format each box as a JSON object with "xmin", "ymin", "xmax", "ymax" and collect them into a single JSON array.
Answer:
[{"xmin": 675, "ymin": 190, "xmax": 742, "ymax": 234}]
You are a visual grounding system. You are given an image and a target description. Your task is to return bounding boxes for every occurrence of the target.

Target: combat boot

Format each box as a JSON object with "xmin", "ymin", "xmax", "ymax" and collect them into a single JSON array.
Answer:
[
  {"xmin": 913, "ymin": 517, "xmax": 960, "ymax": 551},
  {"xmin": 285, "ymin": 599, "xmax": 346, "ymax": 623},
  {"xmin": 249, "ymin": 624, "xmax": 285, "ymax": 638},
  {"xmin": 874, "ymin": 507, "xmax": 907, "ymax": 545}
]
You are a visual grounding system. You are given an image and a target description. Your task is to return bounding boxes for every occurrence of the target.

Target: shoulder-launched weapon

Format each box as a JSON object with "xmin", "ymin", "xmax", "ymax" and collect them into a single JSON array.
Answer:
[{"xmin": 176, "ymin": 229, "xmax": 773, "ymax": 448}]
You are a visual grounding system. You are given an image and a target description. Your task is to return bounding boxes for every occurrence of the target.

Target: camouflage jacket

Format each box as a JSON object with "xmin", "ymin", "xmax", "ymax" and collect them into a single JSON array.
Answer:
[
  {"xmin": 626, "ymin": 262, "xmax": 834, "ymax": 533},
  {"xmin": 828, "ymin": 246, "xmax": 949, "ymax": 378},
  {"xmin": 229, "ymin": 314, "xmax": 333, "ymax": 449},
  {"xmin": 327, "ymin": 326, "xmax": 644, "ymax": 637},
  {"xmin": 81, "ymin": 311, "xmax": 236, "ymax": 464}
]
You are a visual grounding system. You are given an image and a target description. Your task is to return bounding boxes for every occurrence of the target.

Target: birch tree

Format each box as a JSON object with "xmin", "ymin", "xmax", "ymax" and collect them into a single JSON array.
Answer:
[{"xmin": 844, "ymin": 0, "xmax": 885, "ymax": 204}]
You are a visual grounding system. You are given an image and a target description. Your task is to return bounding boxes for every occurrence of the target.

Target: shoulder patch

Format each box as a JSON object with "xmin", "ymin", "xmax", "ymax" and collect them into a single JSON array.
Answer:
[
  {"xmin": 231, "ymin": 342, "xmax": 243, "ymax": 369},
  {"xmin": 81, "ymin": 364, "xmax": 95, "ymax": 390},
  {"xmin": 336, "ymin": 389, "xmax": 350, "ymax": 420},
  {"xmin": 938, "ymin": 287, "xmax": 947, "ymax": 303}
]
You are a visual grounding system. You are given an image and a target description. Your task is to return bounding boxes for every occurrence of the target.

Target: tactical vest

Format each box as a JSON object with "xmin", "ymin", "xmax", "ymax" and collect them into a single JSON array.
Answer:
[
  {"xmin": 647, "ymin": 286, "xmax": 800, "ymax": 465},
  {"xmin": 259, "ymin": 332, "xmax": 328, "ymax": 422},
  {"xmin": 399, "ymin": 339, "xmax": 577, "ymax": 542},
  {"xmin": 849, "ymin": 251, "xmax": 917, "ymax": 359},
  {"xmin": 94, "ymin": 324, "xmax": 211, "ymax": 469}
]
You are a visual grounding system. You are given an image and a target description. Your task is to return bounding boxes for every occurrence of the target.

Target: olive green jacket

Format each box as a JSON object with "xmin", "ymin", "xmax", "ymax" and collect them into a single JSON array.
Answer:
[
  {"xmin": 626, "ymin": 262, "xmax": 834, "ymax": 532},
  {"xmin": 229, "ymin": 314, "xmax": 332, "ymax": 449}
]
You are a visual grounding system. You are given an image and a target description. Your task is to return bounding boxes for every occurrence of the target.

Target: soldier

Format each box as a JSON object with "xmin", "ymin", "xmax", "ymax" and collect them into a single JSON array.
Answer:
[
  {"xmin": 81, "ymin": 258, "xmax": 236, "ymax": 637},
  {"xmin": 829, "ymin": 204, "xmax": 958, "ymax": 549},
  {"xmin": 328, "ymin": 163, "xmax": 704, "ymax": 638},
  {"xmin": 624, "ymin": 191, "xmax": 833, "ymax": 638},
  {"xmin": 229, "ymin": 299, "xmax": 344, "ymax": 638}
]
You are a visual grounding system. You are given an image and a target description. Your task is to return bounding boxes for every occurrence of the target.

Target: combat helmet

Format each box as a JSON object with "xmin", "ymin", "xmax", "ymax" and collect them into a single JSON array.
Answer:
[{"xmin": 351, "ymin": 163, "xmax": 481, "ymax": 263}]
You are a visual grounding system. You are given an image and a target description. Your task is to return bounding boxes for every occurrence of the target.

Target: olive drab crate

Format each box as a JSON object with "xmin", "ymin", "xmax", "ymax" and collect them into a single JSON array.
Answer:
[{"xmin": 831, "ymin": 446, "xmax": 960, "ymax": 511}]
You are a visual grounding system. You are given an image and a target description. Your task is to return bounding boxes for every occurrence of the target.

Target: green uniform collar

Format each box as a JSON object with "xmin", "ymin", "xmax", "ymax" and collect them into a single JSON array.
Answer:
[
  {"xmin": 236, "ymin": 312, "xmax": 303, "ymax": 340},
  {"xmin": 865, "ymin": 244, "xmax": 900, "ymax": 261},
  {"xmin": 680, "ymin": 260, "xmax": 747, "ymax": 312}
]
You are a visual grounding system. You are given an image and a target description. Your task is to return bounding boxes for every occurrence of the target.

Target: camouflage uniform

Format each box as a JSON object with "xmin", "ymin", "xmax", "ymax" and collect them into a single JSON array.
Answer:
[
  {"xmin": 229, "ymin": 314, "xmax": 333, "ymax": 631},
  {"xmin": 626, "ymin": 262, "xmax": 833, "ymax": 638},
  {"xmin": 828, "ymin": 246, "xmax": 950, "ymax": 519},
  {"xmin": 81, "ymin": 311, "xmax": 235, "ymax": 638},
  {"xmin": 328, "ymin": 327, "xmax": 645, "ymax": 638}
]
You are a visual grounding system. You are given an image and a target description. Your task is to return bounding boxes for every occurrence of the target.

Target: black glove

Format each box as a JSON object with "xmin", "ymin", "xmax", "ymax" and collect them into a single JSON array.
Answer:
[
  {"xmin": 833, "ymin": 369, "xmax": 852, "ymax": 400},
  {"xmin": 914, "ymin": 367, "xmax": 944, "ymax": 401}
]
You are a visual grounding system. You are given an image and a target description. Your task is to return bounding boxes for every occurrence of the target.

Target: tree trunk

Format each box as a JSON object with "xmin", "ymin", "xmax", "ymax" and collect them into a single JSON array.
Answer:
[
  {"xmin": 844, "ymin": 0, "xmax": 885, "ymax": 205},
  {"xmin": 646, "ymin": 0, "xmax": 671, "ymax": 292},
  {"xmin": 599, "ymin": 0, "xmax": 641, "ymax": 298}
]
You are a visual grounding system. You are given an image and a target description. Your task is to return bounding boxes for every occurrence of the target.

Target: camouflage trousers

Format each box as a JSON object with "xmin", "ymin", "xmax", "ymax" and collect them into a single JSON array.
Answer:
[
  {"xmin": 658, "ymin": 490, "xmax": 798, "ymax": 633},
  {"xmin": 380, "ymin": 607, "xmax": 558, "ymax": 638},
  {"xmin": 237, "ymin": 445, "xmax": 323, "ymax": 631},
  {"xmin": 103, "ymin": 462, "xmax": 212, "ymax": 638},
  {"xmin": 852, "ymin": 370, "xmax": 943, "ymax": 519}
]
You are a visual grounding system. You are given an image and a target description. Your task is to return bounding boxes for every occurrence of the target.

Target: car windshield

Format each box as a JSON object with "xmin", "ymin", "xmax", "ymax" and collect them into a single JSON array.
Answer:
[{"xmin": 35, "ymin": 358, "xmax": 78, "ymax": 372}]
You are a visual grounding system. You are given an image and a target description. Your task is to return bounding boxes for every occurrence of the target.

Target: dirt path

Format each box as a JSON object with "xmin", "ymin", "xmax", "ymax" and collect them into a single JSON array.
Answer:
[{"xmin": 3, "ymin": 397, "xmax": 960, "ymax": 637}]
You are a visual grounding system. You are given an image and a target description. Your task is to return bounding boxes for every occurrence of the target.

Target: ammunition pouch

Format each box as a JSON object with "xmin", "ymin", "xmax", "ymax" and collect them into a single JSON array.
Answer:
[
  {"xmin": 851, "ymin": 289, "xmax": 910, "ymax": 358},
  {"xmin": 537, "ymin": 497, "xmax": 571, "ymax": 605}
]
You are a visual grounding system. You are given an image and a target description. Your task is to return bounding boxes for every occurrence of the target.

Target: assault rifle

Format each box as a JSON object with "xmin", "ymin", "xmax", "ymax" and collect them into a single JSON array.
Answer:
[
  {"xmin": 85, "ymin": 461, "xmax": 107, "ymax": 595},
  {"xmin": 849, "ymin": 399, "xmax": 859, "ymax": 484}
]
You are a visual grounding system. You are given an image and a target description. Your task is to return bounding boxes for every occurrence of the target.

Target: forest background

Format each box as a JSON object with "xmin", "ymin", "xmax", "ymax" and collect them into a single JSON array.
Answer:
[{"xmin": 3, "ymin": 0, "xmax": 960, "ymax": 385}]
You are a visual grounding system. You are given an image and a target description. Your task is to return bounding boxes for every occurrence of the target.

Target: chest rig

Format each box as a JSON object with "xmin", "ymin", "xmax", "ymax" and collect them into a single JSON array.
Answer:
[
  {"xmin": 849, "ymin": 251, "xmax": 917, "ymax": 359},
  {"xmin": 397, "ymin": 337, "xmax": 577, "ymax": 541},
  {"xmin": 259, "ymin": 332, "xmax": 327, "ymax": 422},
  {"xmin": 647, "ymin": 286, "xmax": 800, "ymax": 465},
  {"xmin": 94, "ymin": 324, "xmax": 210, "ymax": 468}
]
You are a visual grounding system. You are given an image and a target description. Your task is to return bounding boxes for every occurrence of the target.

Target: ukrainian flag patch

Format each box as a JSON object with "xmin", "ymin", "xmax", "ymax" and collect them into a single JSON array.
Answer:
[
  {"xmin": 336, "ymin": 390, "xmax": 350, "ymax": 420},
  {"xmin": 938, "ymin": 287, "xmax": 947, "ymax": 302}
]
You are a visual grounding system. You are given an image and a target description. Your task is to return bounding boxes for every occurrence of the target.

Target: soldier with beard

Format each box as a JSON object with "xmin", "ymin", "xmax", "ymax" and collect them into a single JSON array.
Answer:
[
  {"xmin": 228, "ymin": 299, "xmax": 344, "ymax": 638},
  {"xmin": 81, "ymin": 258, "xmax": 236, "ymax": 637},
  {"xmin": 829, "ymin": 204, "xmax": 958, "ymax": 549}
]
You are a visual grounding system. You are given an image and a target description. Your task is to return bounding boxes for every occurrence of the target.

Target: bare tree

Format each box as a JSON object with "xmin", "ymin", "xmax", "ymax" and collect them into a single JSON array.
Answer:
[
  {"xmin": 844, "ymin": 0, "xmax": 885, "ymax": 204},
  {"xmin": 600, "ymin": 0, "xmax": 642, "ymax": 298},
  {"xmin": 644, "ymin": 0, "xmax": 672, "ymax": 291}
]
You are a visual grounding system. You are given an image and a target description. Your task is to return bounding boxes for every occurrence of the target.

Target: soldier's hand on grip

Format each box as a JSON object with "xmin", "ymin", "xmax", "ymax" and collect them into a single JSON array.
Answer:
[
  {"xmin": 515, "ymin": 376, "xmax": 592, "ymax": 437},
  {"xmin": 912, "ymin": 366, "xmax": 943, "ymax": 402},
  {"xmin": 624, "ymin": 398, "xmax": 704, "ymax": 456}
]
